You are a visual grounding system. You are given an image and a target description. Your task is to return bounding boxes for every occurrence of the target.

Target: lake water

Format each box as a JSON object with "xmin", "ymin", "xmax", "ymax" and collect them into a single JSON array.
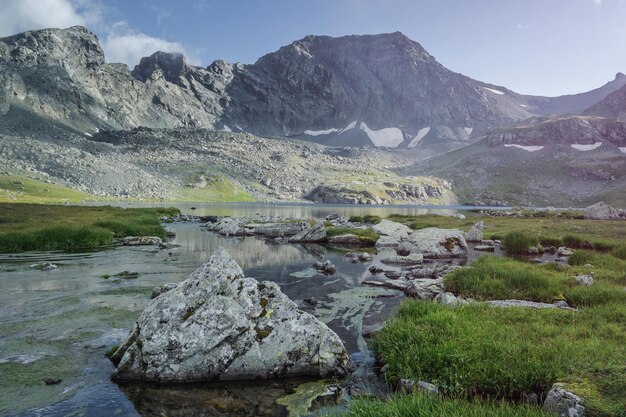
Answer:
[{"xmin": 0, "ymin": 203, "xmax": 503, "ymax": 417}]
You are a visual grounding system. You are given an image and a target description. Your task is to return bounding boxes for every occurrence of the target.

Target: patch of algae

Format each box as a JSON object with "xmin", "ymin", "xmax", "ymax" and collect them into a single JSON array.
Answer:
[{"xmin": 276, "ymin": 380, "xmax": 332, "ymax": 417}]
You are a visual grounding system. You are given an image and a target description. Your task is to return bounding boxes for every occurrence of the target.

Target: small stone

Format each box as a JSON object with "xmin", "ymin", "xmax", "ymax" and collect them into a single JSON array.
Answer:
[
  {"xmin": 575, "ymin": 274, "xmax": 594, "ymax": 286},
  {"xmin": 304, "ymin": 297, "xmax": 318, "ymax": 306},
  {"xmin": 43, "ymin": 378, "xmax": 62, "ymax": 385}
]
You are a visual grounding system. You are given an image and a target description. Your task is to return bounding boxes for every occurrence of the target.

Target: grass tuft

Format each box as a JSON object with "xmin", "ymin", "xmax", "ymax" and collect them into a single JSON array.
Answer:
[{"xmin": 502, "ymin": 231, "xmax": 538, "ymax": 255}]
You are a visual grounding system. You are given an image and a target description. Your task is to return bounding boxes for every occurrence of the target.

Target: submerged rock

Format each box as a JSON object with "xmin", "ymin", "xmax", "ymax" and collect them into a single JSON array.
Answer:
[
  {"xmin": 111, "ymin": 247, "xmax": 350, "ymax": 382},
  {"xmin": 313, "ymin": 260, "xmax": 337, "ymax": 275},
  {"xmin": 123, "ymin": 236, "xmax": 163, "ymax": 246},
  {"xmin": 29, "ymin": 262, "xmax": 58, "ymax": 271}
]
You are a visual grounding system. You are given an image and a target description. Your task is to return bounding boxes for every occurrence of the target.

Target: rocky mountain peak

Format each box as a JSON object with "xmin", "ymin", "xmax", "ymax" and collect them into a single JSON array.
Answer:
[
  {"xmin": 132, "ymin": 51, "xmax": 190, "ymax": 83},
  {"xmin": 0, "ymin": 25, "xmax": 104, "ymax": 68}
]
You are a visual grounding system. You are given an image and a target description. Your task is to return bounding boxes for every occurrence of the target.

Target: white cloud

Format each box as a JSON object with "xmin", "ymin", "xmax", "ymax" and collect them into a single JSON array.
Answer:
[
  {"xmin": 102, "ymin": 22, "xmax": 193, "ymax": 67},
  {"xmin": 0, "ymin": 0, "xmax": 195, "ymax": 67},
  {"xmin": 591, "ymin": 0, "xmax": 602, "ymax": 5},
  {"xmin": 0, "ymin": 0, "xmax": 85, "ymax": 37}
]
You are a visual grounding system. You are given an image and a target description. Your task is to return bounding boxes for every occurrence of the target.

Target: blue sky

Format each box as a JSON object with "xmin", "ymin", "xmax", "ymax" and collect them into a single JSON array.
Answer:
[{"xmin": 1, "ymin": 0, "xmax": 625, "ymax": 96}]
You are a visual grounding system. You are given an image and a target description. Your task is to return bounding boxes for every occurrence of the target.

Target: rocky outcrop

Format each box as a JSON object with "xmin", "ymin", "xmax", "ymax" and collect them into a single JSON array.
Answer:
[
  {"xmin": 372, "ymin": 220, "xmax": 411, "ymax": 240},
  {"xmin": 464, "ymin": 221, "xmax": 483, "ymax": 242},
  {"xmin": 206, "ymin": 217, "xmax": 246, "ymax": 236},
  {"xmin": 122, "ymin": 236, "xmax": 163, "ymax": 246},
  {"xmin": 380, "ymin": 254, "xmax": 424, "ymax": 266},
  {"xmin": 401, "ymin": 228, "xmax": 468, "ymax": 258},
  {"xmin": 584, "ymin": 202, "xmax": 621, "ymax": 220},
  {"xmin": 111, "ymin": 247, "xmax": 350, "ymax": 382},
  {"xmin": 288, "ymin": 222, "xmax": 326, "ymax": 243}
]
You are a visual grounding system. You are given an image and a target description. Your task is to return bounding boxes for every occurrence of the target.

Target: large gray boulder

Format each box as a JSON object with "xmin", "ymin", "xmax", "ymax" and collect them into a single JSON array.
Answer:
[
  {"xmin": 403, "ymin": 228, "xmax": 468, "ymax": 258},
  {"xmin": 288, "ymin": 222, "xmax": 327, "ymax": 242},
  {"xmin": 111, "ymin": 247, "xmax": 350, "ymax": 382},
  {"xmin": 584, "ymin": 202, "xmax": 620, "ymax": 220},
  {"xmin": 372, "ymin": 219, "xmax": 412, "ymax": 240},
  {"xmin": 464, "ymin": 221, "xmax": 483, "ymax": 242},
  {"xmin": 206, "ymin": 217, "xmax": 246, "ymax": 236},
  {"xmin": 542, "ymin": 384, "xmax": 585, "ymax": 417}
]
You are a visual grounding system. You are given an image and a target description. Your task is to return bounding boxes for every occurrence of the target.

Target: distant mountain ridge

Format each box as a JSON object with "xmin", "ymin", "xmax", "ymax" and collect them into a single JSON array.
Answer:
[{"xmin": 1, "ymin": 26, "xmax": 625, "ymax": 148}]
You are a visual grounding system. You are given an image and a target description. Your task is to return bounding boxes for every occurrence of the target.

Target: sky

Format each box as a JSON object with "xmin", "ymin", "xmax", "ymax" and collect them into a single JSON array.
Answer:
[{"xmin": 1, "ymin": 0, "xmax": 625, "ymax": 96}]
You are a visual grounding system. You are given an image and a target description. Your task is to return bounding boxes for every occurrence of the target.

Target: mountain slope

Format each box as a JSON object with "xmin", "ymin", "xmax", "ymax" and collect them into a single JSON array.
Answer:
[
  {"xmin": 585, "ymin": 80, "xmax": 626, "ymax": 117},
  {"xmin": 1, "ymin": 26, "xmax": 623, "ymax": 149}
]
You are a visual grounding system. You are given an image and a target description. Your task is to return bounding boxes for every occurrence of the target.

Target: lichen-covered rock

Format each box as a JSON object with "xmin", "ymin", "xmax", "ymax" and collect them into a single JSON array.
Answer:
[
  {"xmin": 584, "ymin": 202, "xmax": 620, "ymax": 220},
  {"xmin": 329, "ymin": 234, "xmax": 373, "ymax": 245},
  {"xmin": 542, "ymin": 384, "xmax": 585, "ymax": 417},
  {"xmin": 464, "ymin": 221, "xmax": 483, "ymax": 242},
  {"xmin": 111, "ymin": 247, "xmax": 350, "ymax": 382},
  {"xmin": 434, "ymin": 292, "xmax": 468, "ymax": 306},
  {"xmin": 288, "ymin": 222, "xmax": 327, "ymax": 243},
  {"xmin": 245, "ymin": 222, "xmax": 306, "ymax": 238},
  {"xmin": 405, "ymin": 278, "xmax": 445, "ymax": 299},
  {"xmin": 403, "ymin": 228, "xmax": 468, "ymax": 258},
  {"xmin": 372, "ymin": 219, "xmax": 411, "ymax": 240},
  {"xmin": 206, "ymin": 217, "xmax": 246, "ymax": 236},
  {"xmin": 375, "ymin": 235, "xmax": 400, "ymax": 249}
]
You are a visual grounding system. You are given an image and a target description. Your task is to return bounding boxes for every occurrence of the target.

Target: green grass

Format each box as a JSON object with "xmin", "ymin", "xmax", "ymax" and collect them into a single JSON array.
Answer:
[
  {"xmin": 348, "ymin": 215, "xmax": 382, "ymax": 224},
  {"xmin": 373, "ymin": 302, "xmax": 625, "ymax": 416},
  {"xmin": 324, "ymin": 226, "xmax": 380, "ymax": 243},
  {"xmin": 0, "ymin": 203, "xmax": 179, "ymax": 252},
  {"xmin": 611, "ymin": 244, "xmax": 626, "ymax": 260},
  {"xmin": 0, "ymin": 175, "xmax": 101, "ymax": 204},
  {"xmin": 445, "ymin": 255, "xmax": 626, "ymax": 307},
  {"xmin": 176, "ymin": 175, "xmax": 255, "ymax": 202},
  {"xmin": 502, "ymin": 231, "xmax": 540, "ymax": 255},
  {"xmin": 336, "ymin": 393, "xmax": 550, "ymax": 417}
]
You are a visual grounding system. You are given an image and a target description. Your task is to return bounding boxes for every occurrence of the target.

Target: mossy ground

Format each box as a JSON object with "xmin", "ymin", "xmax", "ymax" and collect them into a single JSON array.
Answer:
[
  {"xmin": 0, "ymin": 174, "xmax": 100, "ymax": 204},
  {"xmin": 324, "ymin": 226, "xmax": 380, "ymax": 244},
  {"xmin": 0, "ymin": 203, "xmax": 179, "ymax": 252}
]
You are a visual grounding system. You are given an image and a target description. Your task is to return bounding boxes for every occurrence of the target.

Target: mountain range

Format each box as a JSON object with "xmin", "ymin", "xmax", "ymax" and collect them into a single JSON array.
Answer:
[{"xmin": 0, "ymin": 25, "xmax": 625, "ymax": 206}]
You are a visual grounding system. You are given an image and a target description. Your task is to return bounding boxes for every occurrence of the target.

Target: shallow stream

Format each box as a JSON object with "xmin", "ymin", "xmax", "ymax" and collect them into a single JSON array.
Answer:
[{"xmin": 0, "ymin": 203, "xmax": 509, "ymax": 416}]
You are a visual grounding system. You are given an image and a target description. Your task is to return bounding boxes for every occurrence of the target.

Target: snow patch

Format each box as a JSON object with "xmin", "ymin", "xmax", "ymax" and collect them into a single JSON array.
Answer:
[
  {"xmin": 464, "ymin": 127, "xmax": 474, "ymax": 136},
  {"xmin": 84, "ymin": 132, "xmax": 93, "ymax": 137},
  {"xmin": 360, "ymin": 122, "xmax": 404, "ymax": 147},
  {"xmin": 408, "ymin": 127, "xmax": 431, "ymax": 148},
  {"xmin": 222, "ymin": 125, "xmax": 232, "ymax": 132},
  {"xmin": 340, "ymin": 121, "xmax": 358, "ymax": 134},
  {"xmin": 571, "ymin": 142, "xmax": 603, "ymax": 151},
  {"xmin": 504, "ymin": 144, "xmax": 544, "ymax": 152},
  {"xmin": 484, "ymin": 87, "xmax": 505, "ymax": 95},
  {"xmin": 619, "ymin": 147, "xmax": 626, "ymax": 154},
  {"xmin": 303, "ymin": 128, "xmax": 340, "ymax": 136},
  {"xmin": 520, "ymin": 104, "xmax": 528, "ymax": 108}
]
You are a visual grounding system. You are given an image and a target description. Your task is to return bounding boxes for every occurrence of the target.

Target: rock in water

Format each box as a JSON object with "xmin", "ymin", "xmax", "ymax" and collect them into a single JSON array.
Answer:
[
  {"xmin": 288, "ymin": 222, "xmax": 327, "ymax": 243},
  {"xmin": 464, "ymin": 221, "xmax": 483, "ymax": 242},
  {"xmin": 111, "ymin": 247, "xmax": 350, "ymax": 382},
  {"xmin": 403, "ymin": 228, "xmax": 468, "ymax": 258}
]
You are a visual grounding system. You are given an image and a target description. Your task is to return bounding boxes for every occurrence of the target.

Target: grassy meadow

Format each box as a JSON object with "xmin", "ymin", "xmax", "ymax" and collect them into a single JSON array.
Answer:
[{"xmin": 0, "ymin": 203, "xmax": 178, "ymax": 252}]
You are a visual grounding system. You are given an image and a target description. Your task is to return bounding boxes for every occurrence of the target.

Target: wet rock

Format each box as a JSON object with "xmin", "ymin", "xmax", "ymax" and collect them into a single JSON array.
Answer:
[
  {"xmin": 30, "ymin": 262, "xmax": 58, "ymax": 271},
  {"xmin": 313, "ymin": 260, "xmax": 337, "ymax": 275},
  {"xmin": 474, "ymin": 245, "xmax": 495, "ymax": 252},
  {"xmin": 464, "ymin": 221, "xmax": 483, "ymax": 242},
  {"xmin": 383, "ymin": 271, "xmax": 405, "ymax": 280},
  {"xmin": 403, "ymin": 228, "xmax": 468, "ymax": 258},
  {"xmin": 406, "ymin": 264, "xmax": 460, "ymax": 279},
  {"xmin": 150, "ymin": 283, "xmax": 177, "ymax": 299},
  {"xmin": 357, "ymin": 252, "xmax": 373, "ymax": 262},
  {"xmin": 528, "ymin": 246, "xmax": 541, "ymax": 255},
  {"xmin": 288, "ymin": 222, "xmax": 326, "ymax": 243},
  {"xmin": 557, "ymin": 247, "xmax": 574, "ymax": 257},
  {"xmin": 362, "ymin": 279, "xmax": 407, "ymax": 292},
  {"xmin": 543, "ymin": 384, "xmax": 585, "ymax": 417},
  {"xmin": 206, "ymin": 217, "xmax": 246, "ymax": 236},
  {"xmin": 246, "ymin": 222, "xmax": 306, "ymax": 238},
  {"xmin": 575, "ymin": 274, "xmax": 594, "ymax": 286},
  {"xmin": 368, "ymin": 265, "xmax": 383, "ymax": 274},
  {"xmin": 372, "ymin": 219, "xmax": 411, "ymax": 240},
  {"xmin": 123, "ymin": 236, "xmax": 163, "ymax": 246},
  {"xmin": 375, "ymin": 235, "xmax": 400, "ymax": 249},
  {"xmin": 43, "ymin": 378, "xmax": 62, "ymax": 385},
  {"xmin": 584, "ymin": 201, "xmax": 620, "ymax": 220},
  {"xmin": 111, "ymin": 247, "xmax": 350, "ymax": 382},
  {"xmin": 362, "ymin": 323, "xmax": 384, "ymax": 338},
  {"xmin": 380, "ymin": 253, "xmax": 424, "ymax": 266}
]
